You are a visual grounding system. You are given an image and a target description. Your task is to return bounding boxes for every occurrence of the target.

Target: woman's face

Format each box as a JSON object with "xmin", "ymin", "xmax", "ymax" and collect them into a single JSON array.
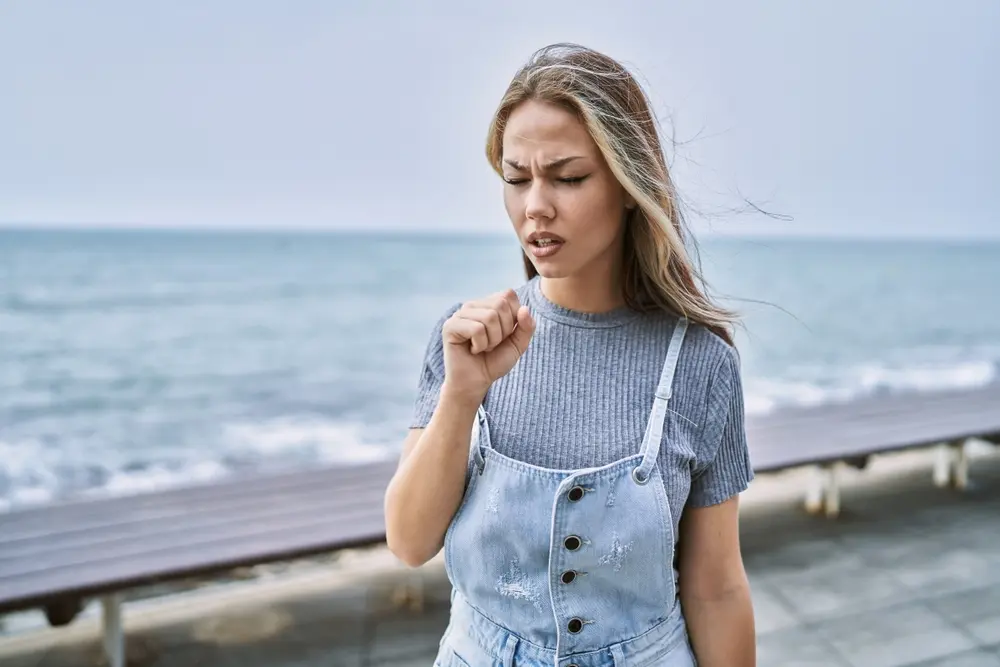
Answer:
[{"xmin": 501, "ymin": 99, "xmax": 632, "ymax": 281}]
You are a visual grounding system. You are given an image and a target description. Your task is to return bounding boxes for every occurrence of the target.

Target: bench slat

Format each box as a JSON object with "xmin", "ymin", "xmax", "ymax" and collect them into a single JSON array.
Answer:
[
  {"xmin": 749, "ymin": 416, "xmax": 1000, "ymax": 471},
  {"xmin": 0, "ymin": 463, "xmax": 388, "ymax": 542},
  {"xmin": 0, "ymin": 505, "xmax": 387, "ymax": 613},
  {"xmin": 0, "ymin": 484, "xmax": 383, "ymax": 564},
  {"xmin": 0, "ymin": 488, "xmax": 382, "ymax": 580},
  {"xmin": 0, "ymin": 460, "xmax": 395, "ymax": 533}
]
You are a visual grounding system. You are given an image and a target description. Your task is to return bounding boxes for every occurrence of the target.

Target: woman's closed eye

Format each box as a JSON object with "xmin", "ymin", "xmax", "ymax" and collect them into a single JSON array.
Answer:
[{"xmin": 502, "ymin": 175, "xmax": 590, "ymax": 186}]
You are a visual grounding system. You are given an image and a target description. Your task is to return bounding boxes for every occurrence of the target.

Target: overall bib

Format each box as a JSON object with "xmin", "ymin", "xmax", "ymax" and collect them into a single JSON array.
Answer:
[{"xmin": 434, "ymin": 319, "xmax": 696, "ymax": 667}]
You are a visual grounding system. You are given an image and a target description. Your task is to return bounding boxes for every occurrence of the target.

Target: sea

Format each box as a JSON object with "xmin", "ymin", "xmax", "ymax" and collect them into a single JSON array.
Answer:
[{"xmin": 2, "ymin": 228, "xmax": 999, "ymax": 514}]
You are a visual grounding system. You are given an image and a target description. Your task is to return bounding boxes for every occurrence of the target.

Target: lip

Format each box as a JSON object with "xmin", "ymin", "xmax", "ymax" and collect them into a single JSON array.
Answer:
[
  {"xmin": 526, "ymin": 231, "xmax": 566, "ymax": 244},
  {"xmin": 525, "ymin": 231, "xmax": 565, "ymax": 259}
]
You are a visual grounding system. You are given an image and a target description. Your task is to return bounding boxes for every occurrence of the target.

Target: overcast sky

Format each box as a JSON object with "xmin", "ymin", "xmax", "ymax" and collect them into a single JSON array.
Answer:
[{"xmin": 1, "ymin": 1, "xmax": 997, "ymax": 238}]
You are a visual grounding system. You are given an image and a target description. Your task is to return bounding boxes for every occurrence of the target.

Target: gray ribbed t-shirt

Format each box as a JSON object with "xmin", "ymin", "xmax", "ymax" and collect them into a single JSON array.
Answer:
[{"xmin": 411, "ymin": 276, "xmax": 754, "ymax": 542}]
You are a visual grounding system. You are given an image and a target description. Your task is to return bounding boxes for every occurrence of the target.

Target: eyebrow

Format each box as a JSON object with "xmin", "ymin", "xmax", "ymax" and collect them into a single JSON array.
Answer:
[{"xmin": 503, "ymin": 156, "xmax": 585, "ymax": 171}]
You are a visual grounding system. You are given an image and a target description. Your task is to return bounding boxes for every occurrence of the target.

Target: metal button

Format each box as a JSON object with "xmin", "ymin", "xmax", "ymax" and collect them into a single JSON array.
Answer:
[
  {"xmin": 567, "ymin": 617, "xmax": 584, "ymax": 634},
  {"xmin": 563, "ymin": 535, "xmax": 582, "ymax": 551},
  {"xmin": 631, "ymin": 466, "xmax": 649, "ymax": 485},
  {"xmin": 567, "ymin": 485, "xmax": 585, "ymax": 502},
  {"xmin": 561, "ymin": 570, "xmax": 577, "ymax": 584}
]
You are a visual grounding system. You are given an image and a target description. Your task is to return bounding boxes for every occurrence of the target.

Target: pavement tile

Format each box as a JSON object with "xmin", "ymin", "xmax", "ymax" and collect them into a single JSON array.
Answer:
[
  {"xmin": 747, "ymin": 580, "xmax": 803, "ymax": 635},
  {"xmin": 743, "ymin": 537, "xmax": 845, "ymax": 577},
  {"xmin": 905, "ymin": 648, "xmax": 1000, "ymax": 667},
  {"xmin": 755, "ymin": 625, "xmax": 850, "ymax": 666},
  {"xmin": 764, "ymin": 552, "xmax": 912, "ymax": 621},
  {"xmin": 889, "ymin": 548, "xmax": 1000, "ymax": 599},
  {"xmin": 811, "ymin": 601, "xmax": 977, "ymax": 667},
  {"xmin": 926, "ymin": 584, "xmax": 1000, "ymax": 647}
]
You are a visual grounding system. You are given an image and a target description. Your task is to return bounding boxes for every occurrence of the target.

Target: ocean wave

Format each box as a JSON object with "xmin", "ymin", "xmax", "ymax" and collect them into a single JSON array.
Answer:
[
  {"xmin": 0, "ymin": 416, "xmax": 393, "ymax": 514},
  {"xmin": 744, "ymin": 357, "xmax": 997, "ymax": 415},
  {"xmin": 221, "ymin": 417, "xmax": 390, "ymax": 466}
]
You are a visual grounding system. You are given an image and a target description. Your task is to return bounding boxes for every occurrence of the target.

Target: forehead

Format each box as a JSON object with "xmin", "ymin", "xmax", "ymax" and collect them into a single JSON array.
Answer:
[{"xmin": 502, "ymin": 99, "xmax": 595, "ymax": 157}]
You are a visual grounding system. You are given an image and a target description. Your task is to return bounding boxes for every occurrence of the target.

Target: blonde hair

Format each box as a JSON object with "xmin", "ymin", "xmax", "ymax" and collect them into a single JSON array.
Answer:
[{"xmin": 486, "ymin": 43, "xmax": 737, "ymax": 346}]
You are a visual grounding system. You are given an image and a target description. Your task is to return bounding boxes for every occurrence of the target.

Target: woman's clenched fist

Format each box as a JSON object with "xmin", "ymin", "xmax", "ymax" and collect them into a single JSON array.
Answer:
[{"xmin": 441, "ymin": 289, "xmax": 535, "ymax": 400}]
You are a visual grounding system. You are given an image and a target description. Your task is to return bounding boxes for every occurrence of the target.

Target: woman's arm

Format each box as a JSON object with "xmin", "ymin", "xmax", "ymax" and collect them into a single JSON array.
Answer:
[
  {"xmin": 384, "ymin": 290, "xmax": 535, "ymax": 568},
  {"xmin": 678, "ymin": 495, "xmax": 756, "ymax": 666},
  {"xmin": 383, "ymin": 385, "xmax": 482, "ymax": 568}
]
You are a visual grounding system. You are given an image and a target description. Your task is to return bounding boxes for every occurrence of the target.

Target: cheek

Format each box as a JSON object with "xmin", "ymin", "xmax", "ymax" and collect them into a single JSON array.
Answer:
[
  {"xmin": 563, "ymin": 182, "xmax": 624, "ymax": 234},
  {"xmin": 503, "ymin": 187, "xmax": 521, "ymax": 223}
]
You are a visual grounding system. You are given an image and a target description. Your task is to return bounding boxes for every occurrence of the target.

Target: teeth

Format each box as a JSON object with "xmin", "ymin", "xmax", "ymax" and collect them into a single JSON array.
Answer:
[{"xmin": 535, "ymin": 239, "xmax": 559, "ymax": 246}]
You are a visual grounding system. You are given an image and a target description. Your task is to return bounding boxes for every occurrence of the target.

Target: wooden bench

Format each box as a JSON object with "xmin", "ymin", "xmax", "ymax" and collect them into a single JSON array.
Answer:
[
  {"xmin": 1, "ymin": 384, "xmax": 998, "ymax": 666},
  {"xmin": 746, "ymin": 383, "xmax": 1000, "ymax": 517},
  {"xmin": 0, "ymin": 460, "xmax": 396, "ymax": 667}
]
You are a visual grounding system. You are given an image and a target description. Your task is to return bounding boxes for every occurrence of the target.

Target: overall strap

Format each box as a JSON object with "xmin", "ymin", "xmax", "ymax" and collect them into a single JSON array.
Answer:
[
  {"xmin": 471, "ymin": 404, "xmax": 491, "ymax": 473},
  {"xmin": 633, "ymin": 318, "xmax": 689, "ymax": 483}
]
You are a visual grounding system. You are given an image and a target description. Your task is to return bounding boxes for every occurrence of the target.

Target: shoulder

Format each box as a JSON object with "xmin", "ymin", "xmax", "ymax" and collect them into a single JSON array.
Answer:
[
  {"xmin": 677, "ymin": 321, "xmax": 744, "ymax": 447},
  {"xmin": 676, "ymin": 319, "xmax": 741, "ymax": 389},
  {"xmin": 672, "ymin": 320, "xmax": 743, "ymax": 438}
]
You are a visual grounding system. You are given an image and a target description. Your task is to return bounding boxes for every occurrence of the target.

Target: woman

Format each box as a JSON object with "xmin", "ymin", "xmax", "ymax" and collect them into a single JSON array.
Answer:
[{"xmin": 384, "ymin": 43, "xmax": 756, "ymax": 667}]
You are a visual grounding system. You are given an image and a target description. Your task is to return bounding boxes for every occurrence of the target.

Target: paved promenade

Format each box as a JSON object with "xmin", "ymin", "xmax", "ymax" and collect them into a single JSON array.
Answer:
[{"xmin": 1, "ymin": 443, "xmax": 998, "ymax": 667}]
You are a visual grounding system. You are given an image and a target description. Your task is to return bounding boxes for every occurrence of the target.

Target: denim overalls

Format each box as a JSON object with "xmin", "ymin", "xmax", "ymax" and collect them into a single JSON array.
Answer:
[{"xmin": 434, "ymin": 319, "xmax": 696, "ymax": 667}]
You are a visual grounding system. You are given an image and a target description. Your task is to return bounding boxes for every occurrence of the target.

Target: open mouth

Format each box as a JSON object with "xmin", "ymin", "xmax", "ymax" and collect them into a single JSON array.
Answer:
[{"xmin": 527, "ymin": 235, "xmax": 564, "ymax": 258}]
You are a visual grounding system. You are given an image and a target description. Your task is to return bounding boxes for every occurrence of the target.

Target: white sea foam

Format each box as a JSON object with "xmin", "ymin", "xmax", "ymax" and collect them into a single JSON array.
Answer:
[
  {"xmin": 96, "ymin": 460, "xmax": 230, "ymax": 496},
  {"xmin": 0, "ymin": 416, "xmax": 392, "ymax": 513},
  {"xmin": 222, "ymin": 417, "xmax": 390, "ymax": 465},
  {"xmin": 0, "ymin": 439, "xmax": 60, "ymax": 511},
  {"xmin": 744, "ymin": 356, "xmax": 997, "ymax": 415}
]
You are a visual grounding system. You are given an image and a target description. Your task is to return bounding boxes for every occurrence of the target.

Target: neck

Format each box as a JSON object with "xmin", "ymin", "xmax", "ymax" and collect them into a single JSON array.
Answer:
[{"xmin": 539, "ymin": 266, "xmax": 624, "ymax": 314}]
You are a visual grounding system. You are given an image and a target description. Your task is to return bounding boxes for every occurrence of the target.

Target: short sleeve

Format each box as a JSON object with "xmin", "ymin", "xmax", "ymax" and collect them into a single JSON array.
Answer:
[
  {"xmin": 409, "ymin": 303, "xmax": 461, "ymax": 428},
  {"xmin": 688, "ymin": 345, "xmax": 755, "ymax": 507}
]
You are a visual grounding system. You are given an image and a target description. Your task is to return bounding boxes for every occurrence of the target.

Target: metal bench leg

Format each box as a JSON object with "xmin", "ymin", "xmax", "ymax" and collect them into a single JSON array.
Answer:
[
  {"xmin": 804, "ymin": 465, "xmax": 826, "ymax": 515},
  {"xmin": 950, "ymin": 438, "xmax": 969, "ymax": 489},
  {"xmin": 804, "ymin": 463, "xmax": 843, "ymax": 518},
  {"xmin": 823, "ymin": 463, "xmax": 842, "ymax": 518},
  {"xmin": 101, "ymin": 594, "xmax": 124, "ymax": 667},
  {"xmin": 933, "ymin": 443, "xmax": 952, "ymax": 487},
  {"xmin": 933, "ymin": 439, "xmax": 970, "ymax": 489}
]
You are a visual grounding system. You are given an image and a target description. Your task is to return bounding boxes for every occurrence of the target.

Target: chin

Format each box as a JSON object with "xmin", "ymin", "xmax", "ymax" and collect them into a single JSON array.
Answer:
[{"xmin": 531, "ymin": 261, "xmax": 574, "ymax": 280}]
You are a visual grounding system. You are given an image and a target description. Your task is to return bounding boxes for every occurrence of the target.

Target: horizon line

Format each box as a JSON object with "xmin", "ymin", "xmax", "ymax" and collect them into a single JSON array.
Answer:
[{"xmin": 1, "ymin": 221, "xmax": 998, "ymax": 244}]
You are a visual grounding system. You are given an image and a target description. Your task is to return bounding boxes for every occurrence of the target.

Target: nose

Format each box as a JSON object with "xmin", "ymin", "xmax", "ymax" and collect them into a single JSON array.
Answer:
[{"xmin": 524, "ymin": 181, "xmax": 555, "ymax": 221}]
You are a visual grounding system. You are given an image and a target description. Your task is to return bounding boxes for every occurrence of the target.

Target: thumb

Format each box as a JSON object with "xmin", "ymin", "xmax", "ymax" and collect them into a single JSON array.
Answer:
[{"xmin": 507, "ymin": 306, "xmax": 535, "ymax": 357}]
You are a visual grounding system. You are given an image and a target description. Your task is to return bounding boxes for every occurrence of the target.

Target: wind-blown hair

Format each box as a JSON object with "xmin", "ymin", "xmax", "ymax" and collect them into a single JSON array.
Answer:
[{"xmin": 486, "ymin": 43, "xmax": 737, "ymax": 345}]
